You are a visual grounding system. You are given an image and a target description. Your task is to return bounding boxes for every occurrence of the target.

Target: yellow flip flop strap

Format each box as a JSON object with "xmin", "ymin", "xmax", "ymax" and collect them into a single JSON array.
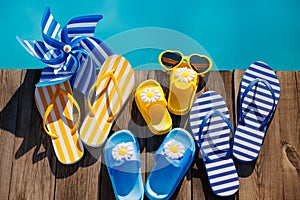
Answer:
[
  {"xmin": 43, "ymin": 85, "xmax": 81, "ymax": 139},
  {"xmin": 88, "ymin": 69, "xmax": 123, "ymax": 122}
]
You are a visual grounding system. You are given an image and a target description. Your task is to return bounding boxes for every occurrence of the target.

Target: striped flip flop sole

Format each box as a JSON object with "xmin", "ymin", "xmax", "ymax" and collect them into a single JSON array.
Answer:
[
  {"xmin": 80, "ymin": 55, "xmax": 135, "ymax": 147},
  {"xmin": 35, "ymin": 81, "xmax": 84, "ymax": 164},
  {"xmin": 190, "ymin": 91, "xmax": 239, "ymax": 197},
  {"xmin": 233, "ymin": 61, "xmax": 281, "ymax": 162}
]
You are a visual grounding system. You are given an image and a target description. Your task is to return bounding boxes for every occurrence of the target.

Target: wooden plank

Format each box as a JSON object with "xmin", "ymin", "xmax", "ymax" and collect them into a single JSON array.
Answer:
[
  {"xmin": 55, "ymin": 82, "xmax": 101, "ymax": 200},
  {"xmin": 0, "ymin": 70, "xmax": 23, "ymax": 200},
  {"xmin": 173, "ymin": 171, "xmax": 192, "ymax": 200},
  {"xmin": 233, "ymin": 70, "xmax": 262, "ymax": 200},
  {"xmin": 144, "ymin": 70, "xmax": 168, "ymax": 199},
  {"xmin": 127, "ymin": 70, "xmax": 151, "ymax": 199},
  {"xmin": 191, "ymin": 71, "xmax": 236, "ymax": 200},
  {"xmin": 190, "ymin": 72, "xmax": 209, "ymax": 200},
  {"xmin": 1, "ymin": 69, "xmax": 299, "ymax": 200},
  {"xmin": 233, "ymin": 70, "xmax": 300, "ymax": 199},
  {"xmin": 126, "ymin": 70, "xmax": 150, "ymax": 184},
  {"xmin": 8, "ymin": 70, "xmax": 56, "ymax": 200},
  {"xmin": 99, "ymin": 158, "xmax": 115, "ymax": 200},
  {"xmin": 156, "ymin": 70, "xmax": 193, "ymax": 200},
  {"xmin": 55, "ymin": 151, "xmax": 101, "ymax": 200},
  {"xmin": 204, "ymin": 71, "xmax": 235, "ymax": 125},
  {"xmin": 276, "ymin": 71, "xmax": 300, "ymax": 199},
  {"xmin": 100, "ymin": 70, "xmax": 150, "ymax": 199}
]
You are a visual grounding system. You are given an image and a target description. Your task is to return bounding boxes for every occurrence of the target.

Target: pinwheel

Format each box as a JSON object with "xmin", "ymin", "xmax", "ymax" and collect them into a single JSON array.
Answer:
[
  {"xmin": 17, "ymin": 7, "xmax": 113, "ymax": 97},
  {"xmin": 16, "ymin": 7, "xmax": 114, "ymax": 164}
]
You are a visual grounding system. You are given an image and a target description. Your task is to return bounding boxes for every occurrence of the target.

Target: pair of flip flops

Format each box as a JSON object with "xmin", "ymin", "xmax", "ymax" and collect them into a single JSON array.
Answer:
[
  {"xmin": 189, "ymin": 61, "xmax": 280, "ymax": 196},
  {"xmin": 35, "ymin": 55, "xmax": 134, "ymax": 164},
  {"xmin": 104, "ymin": 128, "xmax": 195, "ymax": 200}
]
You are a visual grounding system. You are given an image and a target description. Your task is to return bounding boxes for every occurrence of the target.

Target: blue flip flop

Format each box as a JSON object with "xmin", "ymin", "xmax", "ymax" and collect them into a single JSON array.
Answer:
[
  {"xmin": 104, "ymin": 130, "xmax": 144, "ymax": 200},
  {"xmin": 232, "ymin": 61, "xmax": 281, "ymax": 163},
  {"xmin": 145, "ymin": 128, "xmax": 196, "ymax": 200},
  {"xmin": 189, "ymin": 91, "xmax": 239, "ymax": 197}
]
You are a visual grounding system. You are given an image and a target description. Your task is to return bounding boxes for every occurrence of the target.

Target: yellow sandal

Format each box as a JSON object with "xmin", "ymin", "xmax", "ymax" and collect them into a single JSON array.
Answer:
[
  {"xmin": 135, "ymin": 80, "xmax": 172, "ymax": 135},
  {"xmin": 168, "ymin": 63, "xmax": 199, "ymax": 115},
  {"xmin": 159, "ymin": 50, "xmax": 212, "ymax": 115}
]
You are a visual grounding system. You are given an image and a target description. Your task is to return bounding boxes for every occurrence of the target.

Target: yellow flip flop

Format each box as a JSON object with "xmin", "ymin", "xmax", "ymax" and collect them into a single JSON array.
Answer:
[
  {"xmin": 80, "ymin": 55, "xmax": 135, "ymax": 147},
  {"xmin": 35, "ymin": 81, "xmax": 84, "ymax": 165},
  {"xmin": 135, "ymin": 80, "xmax": 172, "ymax": 135},
  {"xmin": 167, "ymin": 63, "xmax": 199, "ymax": 115}
]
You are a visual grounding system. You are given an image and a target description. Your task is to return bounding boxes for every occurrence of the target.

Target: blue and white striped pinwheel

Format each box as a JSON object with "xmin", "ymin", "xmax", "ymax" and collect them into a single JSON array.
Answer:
[{"xmin": 17, "ymin": 7, "xmax": 113, "ymax": 97}]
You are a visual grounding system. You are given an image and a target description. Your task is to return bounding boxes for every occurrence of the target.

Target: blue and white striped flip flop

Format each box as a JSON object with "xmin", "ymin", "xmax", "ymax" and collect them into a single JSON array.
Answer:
[
  {"xmin": 189, "ymin": 91, "xmax": 239, "ymax": 197},
  {"xmin": 232, "ymin": 61, "xmax": 281, "ymax": 162}
]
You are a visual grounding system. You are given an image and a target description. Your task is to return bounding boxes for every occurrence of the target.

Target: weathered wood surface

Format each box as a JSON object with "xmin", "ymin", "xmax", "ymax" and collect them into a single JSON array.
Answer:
[{"xmin": 0, "ymin": 70, "xmax": 299, "ymax": 200}]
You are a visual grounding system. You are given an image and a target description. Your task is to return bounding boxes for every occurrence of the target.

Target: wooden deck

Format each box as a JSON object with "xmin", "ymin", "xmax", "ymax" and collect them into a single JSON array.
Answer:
[{"xmin": 0, "ymin": 70, "xmax": 299, "ymax": 200}]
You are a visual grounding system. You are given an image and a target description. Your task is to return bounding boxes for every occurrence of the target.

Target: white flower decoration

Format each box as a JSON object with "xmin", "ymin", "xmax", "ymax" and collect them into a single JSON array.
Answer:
[
  {"xmin": 112, "ymin": 142, "xmax": 135, "ymax": 161},
  {"xmin": 175, "ymin": 67, "xmax": 196, "ymax": 83},
  {"xmin": 140, "ymin": 87, "xmax": 161, "ymax": 103},
  {"xmin": 164, "ymin": 139, "xmax": 185, "ymax": 159}
]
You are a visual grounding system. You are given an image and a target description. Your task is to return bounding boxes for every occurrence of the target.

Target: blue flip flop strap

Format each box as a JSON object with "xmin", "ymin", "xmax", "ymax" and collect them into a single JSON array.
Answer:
[
  {"xmin": 199, "ymin": 109, "xmax": 234, "ymax": 162},
  {"xmin": 154, "ymin": 141, "xmax": 192, "ymax": 168},
  {"xmin": 239, "ymin": 78, "xmax": 276, "ymax": 130},
  {"xmin": 106, "ymin": 142, "xmax": 142, "ymax": 170}
]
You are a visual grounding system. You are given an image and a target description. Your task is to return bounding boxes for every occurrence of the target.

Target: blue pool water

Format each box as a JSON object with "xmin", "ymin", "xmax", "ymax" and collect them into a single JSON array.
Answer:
[{"xmin": 1, "ymin": 0, "xmax": 300, "ymax": 70}]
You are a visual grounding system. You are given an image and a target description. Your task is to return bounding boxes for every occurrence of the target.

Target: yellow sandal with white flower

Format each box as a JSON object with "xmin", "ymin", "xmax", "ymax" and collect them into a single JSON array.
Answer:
[
  {"xmin": 135, "ymin": 79, "xmax": 172, "ymax": 135},
  {"xmin": 168, "ymin": 64, "xmax": 199, "ymax": 115}
]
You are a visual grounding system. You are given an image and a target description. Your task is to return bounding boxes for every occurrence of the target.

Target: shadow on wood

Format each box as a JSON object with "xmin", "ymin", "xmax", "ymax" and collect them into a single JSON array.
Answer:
[
  {"xmin": 0, "ymin": 70, "xmax": 55, "ymax": 165},
  {"xmin": 0, "ymin": 70, "xmax": 98, "ymax": 179}
]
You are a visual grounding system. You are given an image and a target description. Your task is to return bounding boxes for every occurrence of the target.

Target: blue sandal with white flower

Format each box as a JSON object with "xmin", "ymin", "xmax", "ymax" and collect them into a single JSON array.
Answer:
[
  {"xmin": 104, "ymin": 130, "xmax": 144, "ymax": 200},
  {"xmin": 145, "ymin": 128, "xmax": 196, "ymax": 200},
  {"xmin": 135, "ymin": 79, "xmax": 172, "ymax": 135}
]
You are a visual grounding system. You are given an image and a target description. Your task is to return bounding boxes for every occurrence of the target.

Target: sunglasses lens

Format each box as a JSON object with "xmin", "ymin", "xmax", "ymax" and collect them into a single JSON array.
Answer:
[
  {"xmin": 190, "ymin": 55, "xmax": 211, "ymax": 73},
  {"xmin": 161, "ymin": 52, "xmax": 182, "ymax": 68}
]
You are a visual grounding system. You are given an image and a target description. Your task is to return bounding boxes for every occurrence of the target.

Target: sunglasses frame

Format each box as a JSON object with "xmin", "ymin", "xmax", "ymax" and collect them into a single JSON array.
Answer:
[{"xmin": 158, "ymin": 50, "xmax": 212, "ymax": 76}]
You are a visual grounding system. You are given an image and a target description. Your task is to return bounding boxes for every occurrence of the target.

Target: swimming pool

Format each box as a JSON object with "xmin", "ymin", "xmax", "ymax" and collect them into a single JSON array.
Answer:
[{"xmin": 2, "ymin": 0, "xmax": 300, "ymax": 70}]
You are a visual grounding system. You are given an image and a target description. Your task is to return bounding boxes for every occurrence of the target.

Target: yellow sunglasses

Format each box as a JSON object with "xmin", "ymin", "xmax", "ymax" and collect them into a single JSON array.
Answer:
[{"xmin": 158, "ymin": 50, "xmax": 212, "ymax": 76}]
